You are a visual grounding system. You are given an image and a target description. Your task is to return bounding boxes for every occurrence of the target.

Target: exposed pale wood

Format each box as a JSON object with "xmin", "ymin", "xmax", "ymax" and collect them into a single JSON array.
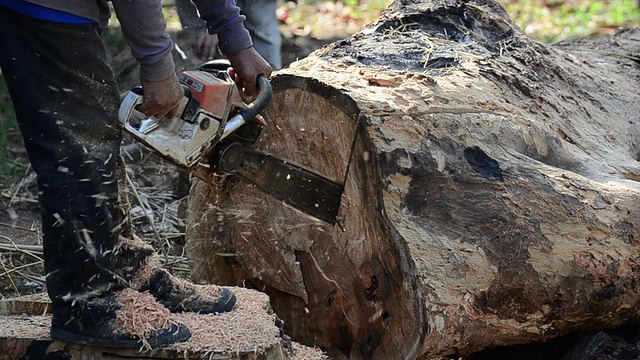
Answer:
[
  {"xmin": 185, "ymin": 0, "xmax": 640, "ymax": 358},
  {"xmin": 0, "ymin": 289, "xmax": 326, "ymax": 360},
  {"xmin": 0, "ymin": 292, "xmax": 50, "ymax": 316}
]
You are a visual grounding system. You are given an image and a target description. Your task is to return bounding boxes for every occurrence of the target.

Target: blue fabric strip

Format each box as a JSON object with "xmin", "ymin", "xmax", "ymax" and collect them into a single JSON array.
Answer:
[{"xmin": 0, "ymin": 0, "xmax": 95, "ymax": 24}]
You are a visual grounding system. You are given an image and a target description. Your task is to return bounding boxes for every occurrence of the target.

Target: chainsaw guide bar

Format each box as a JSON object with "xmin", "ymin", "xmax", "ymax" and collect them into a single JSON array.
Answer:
[
  {"xmin": 119, "ymin": 60, "xmax": 345, "ymax": 225},
  {"xmin": 236, "ymin": 149, "xmax": 343, "ymax": 225}
]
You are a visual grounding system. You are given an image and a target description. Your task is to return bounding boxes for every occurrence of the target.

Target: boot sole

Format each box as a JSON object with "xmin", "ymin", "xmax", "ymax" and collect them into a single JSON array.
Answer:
[{"xmin": 50, "ymin": 323, "xmax": 191, "ymax": 348}]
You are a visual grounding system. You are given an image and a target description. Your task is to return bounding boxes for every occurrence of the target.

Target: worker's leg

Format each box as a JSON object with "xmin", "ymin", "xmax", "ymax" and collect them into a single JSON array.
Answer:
[
  {"xmin": 0, "ymin": 10, "xmax": 126, "ymax": 305},
  {"xmin": 0, "ymin": 7, "xmax": 190, "ymax": 347},
  {"xmin": 0, "ymin": 1, "xmax": 234, "ymax": 318},
  {"xmin": 237, "ymin": 0, "xmax": 282, "ymax": 69}
]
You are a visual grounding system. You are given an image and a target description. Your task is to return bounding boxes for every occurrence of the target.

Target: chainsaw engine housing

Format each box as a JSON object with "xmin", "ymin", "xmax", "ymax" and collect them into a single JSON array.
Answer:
[{"xmin": 118, "ymin": 67, "xmax": 245, "ymax": 168}]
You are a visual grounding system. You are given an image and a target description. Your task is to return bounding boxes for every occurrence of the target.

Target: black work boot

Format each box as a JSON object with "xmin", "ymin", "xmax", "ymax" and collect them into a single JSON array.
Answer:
[
  {"xmin": 51, "ymin": 288, "xmax": 191, "ymax": 349},
  {"xmin": 131, "ymin": 256, "xmax": 237, "ymax": 314}
]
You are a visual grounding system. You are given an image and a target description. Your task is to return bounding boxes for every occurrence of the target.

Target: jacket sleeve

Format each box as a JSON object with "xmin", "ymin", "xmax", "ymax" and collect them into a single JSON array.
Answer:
[
  {"xmin": 111, "ymin": 0, "xmax": 176, "ymax": 82},
  {"xmin": 189, "ymin": 0, "xmax": 254, "ymax": 55}
]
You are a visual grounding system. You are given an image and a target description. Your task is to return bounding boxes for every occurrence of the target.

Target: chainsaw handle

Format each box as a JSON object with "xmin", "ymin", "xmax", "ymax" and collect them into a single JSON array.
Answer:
[
  {"xmin": 239, "ymin": 75, "xmax": 273, "ymax": 121},
  {"xmin": 196, "ymin": 60, "xmax": 272, "ymax": 116},
  {"xmin": 118, "ymin": 87, "xmax": 145, "ymax": 128},
  {"xmin": 222, "ymin": 75, "xmax": 273, "ymax": 139},
  {"xmin": 118, "ymin": 86, "xmax": 191, "ymax": 125}
]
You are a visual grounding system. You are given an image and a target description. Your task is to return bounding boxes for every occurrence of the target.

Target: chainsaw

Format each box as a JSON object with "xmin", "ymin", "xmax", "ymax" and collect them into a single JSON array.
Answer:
[{"xmin": 118, "ymin": 60, "xmax": 343, "ymax": 224}]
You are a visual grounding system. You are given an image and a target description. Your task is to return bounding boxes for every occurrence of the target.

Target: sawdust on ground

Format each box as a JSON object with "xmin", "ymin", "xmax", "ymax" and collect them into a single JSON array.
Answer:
[{"xmin": 0, "ymin": 287, "xmax": 328, "ymax": 359}]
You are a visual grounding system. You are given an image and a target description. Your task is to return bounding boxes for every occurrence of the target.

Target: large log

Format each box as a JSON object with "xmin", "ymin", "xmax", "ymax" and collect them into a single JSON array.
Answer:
[{"xmin": 185, "ymin": 0, "xmax": 640, "ymax": 358}]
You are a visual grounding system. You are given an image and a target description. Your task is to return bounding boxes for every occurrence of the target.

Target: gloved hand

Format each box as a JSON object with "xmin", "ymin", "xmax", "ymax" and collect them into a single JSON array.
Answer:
[
  {"xmin": 138, "ymin": 73, "xmax": 184, "ymax": 118},
  {"xmin": 226, "ymin": 47, "xmax": 273, "ymax": 98}
]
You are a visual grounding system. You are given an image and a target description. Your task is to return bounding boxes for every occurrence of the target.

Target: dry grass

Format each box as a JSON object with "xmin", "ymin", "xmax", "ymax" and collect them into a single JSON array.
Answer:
[
  {"xmin": 278, "ymin": 0, "xmax": 391, "ymax": 40},
  {"xmin": 0, "ymin": 229, "xmax": 45, "ymax": 298}
]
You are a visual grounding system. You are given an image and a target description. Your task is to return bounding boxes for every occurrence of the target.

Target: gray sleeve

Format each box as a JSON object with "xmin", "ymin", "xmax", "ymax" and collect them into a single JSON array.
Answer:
[
  {"xmin": 189, "ymin": 0, "xmax": 254, "ymax": 55},
  {"xmin": 111, "ymin": 0, "xmax": 176, "ymax": 82}
]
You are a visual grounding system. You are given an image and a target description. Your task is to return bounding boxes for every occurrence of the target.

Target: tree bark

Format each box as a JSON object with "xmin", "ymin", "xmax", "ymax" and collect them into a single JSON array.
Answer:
[{"xmin": 186, "ymin": 0, "xmax": 640, "ymax": 358}]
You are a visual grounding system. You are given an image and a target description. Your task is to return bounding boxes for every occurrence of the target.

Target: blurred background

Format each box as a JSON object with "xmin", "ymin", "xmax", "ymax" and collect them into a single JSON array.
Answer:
[{"xmin": 276, "ymin": 0, "xmax": 639, "ymax": 43}]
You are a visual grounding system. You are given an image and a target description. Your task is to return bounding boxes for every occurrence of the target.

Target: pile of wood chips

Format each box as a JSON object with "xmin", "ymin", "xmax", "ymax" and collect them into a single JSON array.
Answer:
[
  {"xmin": 0, "ymin": 287, "xmax": 327, "ymax": 359},
  {"xmin": 290, "ymin": 341, "xmax": 329, "ymax": 360},
  {"xmin": 170, "ymin": 286, "xmax": 281, "ymax": 355},
  {"xmin": 115, "ymin": 288, "xmax": 175, "ymax": 349},
  {"xmin": 170, "ymin": 286, "xmax": 328, "ymax": 359}
]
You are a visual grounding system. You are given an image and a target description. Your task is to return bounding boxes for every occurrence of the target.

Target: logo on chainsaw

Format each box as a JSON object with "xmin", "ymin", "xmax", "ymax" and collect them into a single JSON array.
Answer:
[{"xmin": 179, "ymin": 73, "xmax": 204, "ymax": 93}]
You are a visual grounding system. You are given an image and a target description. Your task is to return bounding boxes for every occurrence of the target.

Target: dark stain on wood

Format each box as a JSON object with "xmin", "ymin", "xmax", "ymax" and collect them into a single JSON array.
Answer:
[
  {"xmin": 364, "ymin": 275, "xmax": 379, "ymax": 302},
  {"xmin": 464, "ymin": 146, "xmax": 504, "ymax": 181}
]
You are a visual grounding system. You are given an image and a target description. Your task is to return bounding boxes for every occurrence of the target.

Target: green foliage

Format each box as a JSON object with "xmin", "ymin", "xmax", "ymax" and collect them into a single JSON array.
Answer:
[
  {"xmin": 101, "ymin": 24, "xmax": 125, "ymax": 53},
  {"xmin": 500, "ymin": 0, "xmax": 640, "ymax": 43},
  {"xmin": 284, "ymin": 0, "xmax": 637, "ymax": 42},
  {"xmin": 282, "ymin": 0, "xmax": 392, "ymax": 39},
  {"xmin": 0, "ymin": 76, "xmax": 28, "ymax": 192}
]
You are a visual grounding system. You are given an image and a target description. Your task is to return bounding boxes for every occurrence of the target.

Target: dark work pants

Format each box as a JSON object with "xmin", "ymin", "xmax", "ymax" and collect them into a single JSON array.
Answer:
[{"xmin": 0, "ymin": 8, "xmax": 129, "ymax": 306}]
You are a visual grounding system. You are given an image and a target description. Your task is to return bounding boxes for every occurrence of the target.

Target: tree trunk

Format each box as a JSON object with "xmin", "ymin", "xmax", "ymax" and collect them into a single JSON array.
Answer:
[{"xmin": 186, "ymin": 0, "xmax": 640, "ymax": 358}]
